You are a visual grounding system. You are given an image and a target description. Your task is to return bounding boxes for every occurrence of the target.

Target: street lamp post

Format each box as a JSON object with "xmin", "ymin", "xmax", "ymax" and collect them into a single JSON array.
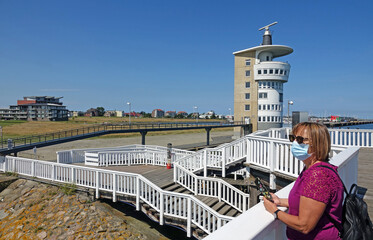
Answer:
[
  {"xmin": 127, "ymin": 102, "xmax": 131, "ymax": 126},
  {"xmin": 288, "ymin": 100, "xmax": 294, "ymax": 125},
  {"xmin": 194, "ymin": 106, "xmax": 198, "ymax": 123}
]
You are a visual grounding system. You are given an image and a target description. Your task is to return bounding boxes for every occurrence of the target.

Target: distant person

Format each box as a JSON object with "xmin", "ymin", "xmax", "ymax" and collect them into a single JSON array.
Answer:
[{"xmin": 263, "ymin": 122, "xmax": 344, "ymax": 239}]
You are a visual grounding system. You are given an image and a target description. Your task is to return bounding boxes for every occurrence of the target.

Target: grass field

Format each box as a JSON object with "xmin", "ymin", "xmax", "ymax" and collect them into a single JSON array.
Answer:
[{"xmin": 0, "ymin": 117, "xmax": 231, "ymax": 140}]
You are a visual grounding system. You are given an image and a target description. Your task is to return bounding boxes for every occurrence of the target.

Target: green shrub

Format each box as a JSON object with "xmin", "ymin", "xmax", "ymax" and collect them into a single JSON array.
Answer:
[{"xmin": 60, "ymin": 183, "xmax": 77, "ymax": 196}]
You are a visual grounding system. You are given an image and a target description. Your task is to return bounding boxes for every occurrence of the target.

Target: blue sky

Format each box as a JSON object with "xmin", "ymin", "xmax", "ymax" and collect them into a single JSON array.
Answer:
[{"xmin": 1, "ymin": 0, "xmax": 373, "ymax": 118}]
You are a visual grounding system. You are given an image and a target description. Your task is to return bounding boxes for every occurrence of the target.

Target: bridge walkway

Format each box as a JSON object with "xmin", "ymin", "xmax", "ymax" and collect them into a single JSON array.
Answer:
[
  {"xmin": 75, "ymin": 164, "xmax": 242, "ymax": 218},
  {"xmin": 357, "ymin": 148, "xmax": 373, "ymax": 218}
]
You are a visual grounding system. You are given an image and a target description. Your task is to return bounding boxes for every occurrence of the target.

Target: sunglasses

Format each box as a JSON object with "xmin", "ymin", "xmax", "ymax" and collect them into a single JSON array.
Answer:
[{"xmin": 289, "ymin": 135, "xmax": 309, "ymax": 144}]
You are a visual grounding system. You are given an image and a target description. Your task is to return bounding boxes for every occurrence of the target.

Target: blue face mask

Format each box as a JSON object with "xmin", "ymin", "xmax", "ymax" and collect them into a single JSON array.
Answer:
[{"xmin": 291, "ymin": 141, "xmax": 311, "ymax": 161}]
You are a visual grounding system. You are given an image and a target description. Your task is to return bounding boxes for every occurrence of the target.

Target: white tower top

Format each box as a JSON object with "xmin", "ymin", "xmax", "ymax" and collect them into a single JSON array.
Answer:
[{"xmin": 259, "ymin": 22, "xmax": 278, "ymax": 45}]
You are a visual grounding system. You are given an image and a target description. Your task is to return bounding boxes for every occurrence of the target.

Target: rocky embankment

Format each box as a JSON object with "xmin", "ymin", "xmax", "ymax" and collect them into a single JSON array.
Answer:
[{"xmin": 0, "ymin": 177, "xmax": 169, "ymax": 240}]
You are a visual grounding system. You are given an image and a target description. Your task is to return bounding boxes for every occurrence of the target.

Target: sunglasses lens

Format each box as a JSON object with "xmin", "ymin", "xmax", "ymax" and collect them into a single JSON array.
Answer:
[
  {"xmin": 296, "ymin": 136, "xmax": 304, "ymax": 144},
  {"xmin": 289, "ymin": 135, "xmax": 295, "ymax": 142}
]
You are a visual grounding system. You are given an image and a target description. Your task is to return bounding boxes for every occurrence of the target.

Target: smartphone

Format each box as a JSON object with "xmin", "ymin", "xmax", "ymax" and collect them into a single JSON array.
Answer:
[{"xmin": 254, "ymin": 177, "xmax": 273, "ymax": 201}]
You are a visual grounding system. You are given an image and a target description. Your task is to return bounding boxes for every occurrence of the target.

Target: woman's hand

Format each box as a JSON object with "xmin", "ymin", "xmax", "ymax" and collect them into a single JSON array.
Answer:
[
  {"xmin": 270, "ymin": 193, "xmax": 281, "ymax": 205},
  {"xmin": 263, "ymin": 197, "xmax": 278, "ymax": 214}
]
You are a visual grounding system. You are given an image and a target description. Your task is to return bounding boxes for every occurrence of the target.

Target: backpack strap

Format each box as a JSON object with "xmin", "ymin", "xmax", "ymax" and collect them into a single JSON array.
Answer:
[{"xmin": 317, "ymin": 164, "xmax": 346, "ymax": 234}]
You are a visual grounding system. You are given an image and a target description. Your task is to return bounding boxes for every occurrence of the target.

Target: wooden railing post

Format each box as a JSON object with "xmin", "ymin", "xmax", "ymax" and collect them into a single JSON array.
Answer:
[
  {"xmin": 71, "ymin": 167, "xmax": 75, "ymax": 183},
  {"xmin": 136, "ymin": 177, "xmax": 140, "ymax": 211},
  {"xmin": 187, "ymin": 198, "xmax": 192, "ymax": 237},
  {"xmin": 31, "ymin": 160, "xmax": 35, "ymax": 177},
  {"xmin": 112, "ymin": 173, "xmax": 117, "ymax": 202},
  {"xmin": 51, "ymin": 164, "xmax": 55, "ymax": 181},
  {"xmin": 203, "ymin": 150, "xmax": 207, "ymax": 177},
  {"xmin": 218, "ymin": 181, "xmax": 222, "ymax": 202},
  {"xmin": 159, "ymin": 192, "xmax": 164, "ymax": 225},
  {"xmin": 96, "ymin": 171, "xmax": 100, "ymax": 199},
  {"xmin": 269, "ymin": 141, "xmax": 276, "ymax": 190},
  {"xmin": 222, "ymin": 148, "xmax": 226, "ymax": 178}
]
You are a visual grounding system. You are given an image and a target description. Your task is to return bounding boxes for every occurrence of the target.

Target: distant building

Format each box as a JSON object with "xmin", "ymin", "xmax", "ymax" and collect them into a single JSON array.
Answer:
[
  {"xmin": 165, "ymin": 111, "xmax": 176, "ymax": 117},
  {"xmin": 115, "ymin": 111, "xmax": 124, "ymax": 117},
  {"xmin": 85, "ymin": 108, "xmax": 99, "ymax": 117},
  {"xmin": 152, "ymin": 109, "xmax": 164, "ymax": 118},
  {"xmin": 0, "ymin": 96, "xmax": 68, "ymax": 121},
  {"xmin": 177, "ymin": 111, "xmax": 188, "ymax": 117},
  {"xmin": 104, "ymin": 110, "xmax": 116, "ymax": 117},
  {"xmin": 125, "ymin": 112, "xmax": 141, "ymax": 117},
  {"xmin": 70, "ymin": 111, "xmax": 84, "ymax": 117}
]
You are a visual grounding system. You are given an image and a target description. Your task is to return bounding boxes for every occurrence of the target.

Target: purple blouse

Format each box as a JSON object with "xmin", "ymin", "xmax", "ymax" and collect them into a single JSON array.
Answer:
[{"xmin": 287, "ymin": 162, "xmax": 344, "ymax": 240}]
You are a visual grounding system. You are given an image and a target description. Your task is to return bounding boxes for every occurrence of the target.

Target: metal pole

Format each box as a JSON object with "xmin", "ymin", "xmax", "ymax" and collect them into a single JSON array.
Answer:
[{"xmin": 127, "ymin": 102, "xmax": 131, "ymax": 126}]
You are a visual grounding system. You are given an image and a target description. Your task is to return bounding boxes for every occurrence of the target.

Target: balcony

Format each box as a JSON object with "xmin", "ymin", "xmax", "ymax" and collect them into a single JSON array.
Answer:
[{"xmin": 254, "ymin": 61, "xmax": 290, "ymax": 82}]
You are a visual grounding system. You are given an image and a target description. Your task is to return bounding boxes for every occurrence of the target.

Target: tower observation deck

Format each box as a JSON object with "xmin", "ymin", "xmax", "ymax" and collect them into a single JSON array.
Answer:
[{"xmin": 233, "ymin": 22, "xmax": 293, "ymax": 135}]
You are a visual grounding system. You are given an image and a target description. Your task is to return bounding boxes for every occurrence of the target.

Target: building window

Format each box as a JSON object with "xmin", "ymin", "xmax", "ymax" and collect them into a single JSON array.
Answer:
[
  {"xmin": 258, "ymin": 116, "xmax": 261, "ymax": 122},
  {"xmin": 266, "ymin": 56, "xmax": 270, "ymax": 61},
  {"xmin": 245, "ymin": 93, "xmax": 250, "ymax": 100},
  {"xmin": 272, "ymin": 82, "xmax": 275, "ymax": 88},
  {"xmin": 264, "ymin": 69, "xmax": 268, "ymax": 74},
  {"xmin": 279, "ymin": 93, "xmax": 283, "ymax": 102},
  {"xmin": 284, "ymin": 70, "xmax": 287, "ymax": 75},
  {"xmin": 245, "ymin": 59, "xmax": 251, "ymax": 66},
  {"xmin": 258, "ymin": 70, "xmax": 262, "ymax": 74},
  {"xmin": 259, "ymin": 92, "xmax": 268, "ymax": 99},
  {"xmin": 269, "ymin": 69, "xmax": 273, "ymax": 74},
  {"xmin": 263, "ymin": 105, "xmax": 266, "ymax": 110},
  {"xmin": 245, "ymin": 70, "xmax": 251, "ymax": 77},
  {"xmin": 245, "ymin": 105, "xmax": 250, "ymax": 111},
  {"xmin": 258, "ymin": 105, "xmax": 261, "ymax": 110},
  {"xmin": 258, "ymin": 82, "xmax": 262, "ymax": 88},
  {"xmin": 245, "ymin": 82, "xmax": 250, "ymax": 88},
  {"xmin": 275, "ymin": 69, "xmax": 279, "ymax": 74},
  {"xmin": 267, "ymin": 116, "xmax": 271, "ymax": 122},
  {"xmin": 263, "ymin": 82, "xmax": 267, "ymax": 88},
  {"xmin": 272, "ymin": 116, "xmax": 275, "ymax": 122},
  {"xmin": 271, "ymin": 105, "xmax": 275, "ymax": 110},
  {"xmin": 280, "ymin": 69, "xmax": 283, "ymax": 75}
]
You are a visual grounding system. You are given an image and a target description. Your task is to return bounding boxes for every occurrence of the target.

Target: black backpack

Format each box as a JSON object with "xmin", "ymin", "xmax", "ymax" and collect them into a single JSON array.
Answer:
[{"xmin": 318, "ymin": 165, "xmax": 373, "ymax": 240}]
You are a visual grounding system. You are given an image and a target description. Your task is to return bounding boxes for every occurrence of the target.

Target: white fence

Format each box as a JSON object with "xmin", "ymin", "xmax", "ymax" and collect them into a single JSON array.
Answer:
[
  {"xmin": 0, "ymin": 156, "xmax": 233, "ymax": 237},
  {"xmin": 57, "ymin": 144, "xmax": 194, "ymax": 166},
  {"xmin": 246, "ymin": 135, "xmax": 346, "ymax": 179},
  {"xmin": 205, "ymin": 146, "xmax": 360, "ymax": 240},
  {"xmin": 252, "ymin": 127, "xmax": 373, "ymax": 148}
]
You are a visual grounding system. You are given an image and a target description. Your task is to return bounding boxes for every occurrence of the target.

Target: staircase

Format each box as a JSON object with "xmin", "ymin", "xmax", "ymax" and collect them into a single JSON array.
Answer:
[{"xmin": 162, "ymin": 182, "xmax": 242, "ymax": 218}]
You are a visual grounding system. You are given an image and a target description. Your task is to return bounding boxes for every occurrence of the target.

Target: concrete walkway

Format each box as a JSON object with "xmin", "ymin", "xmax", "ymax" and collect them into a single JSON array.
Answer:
[{"xmin": 18, "ymin": 130, "xmax": 234, "ymax": 161}]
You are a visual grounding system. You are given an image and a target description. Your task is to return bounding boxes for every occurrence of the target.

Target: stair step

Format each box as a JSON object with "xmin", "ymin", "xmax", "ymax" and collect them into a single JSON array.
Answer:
[
  {"xmin": 226, "ymin": 208, "xmax": 239, "ymax": 217},
  {"xmin": 211, "ymin": 201, "xmax": 226, "ymax": 212},
  {"xmin": 219, "ymin": 205, "xmax": 232, "ymax": 215},
  {"xmin": 163, "ymin": 183, "xmax": 181, "ymax": 191},
  {"xmin": 160, "ymin": 182, "xmax": 175, "ymax": 189}
]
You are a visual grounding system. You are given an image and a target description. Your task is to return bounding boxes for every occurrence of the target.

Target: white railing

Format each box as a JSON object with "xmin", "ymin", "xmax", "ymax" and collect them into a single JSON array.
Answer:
[
  {"xmin": 174, "ymin": 163, "xmax": 250, "ymax": 213},
  {"xmin": 56, "ymin": 145, "xmax": 143, "ymax": 164},
  {"xmin": 57, "ymin": 144, "xmax": 194, "ymax": 165},
  {"xmin": 253, "ymin": 127, "xmax": 373, "ymax": 148},
  {"xmin": 205, "ymin": 146, "xmax": 360, "ymax": 240},
  {"xmin": 329, "ymin": 128, "xmax": 373, "ymax": 147},
  {"xmin": 246, "ymin": 135, "xmax": 346, "ymax": 179},
  {"xmin": 0, "ymin": 156, "xmax": 233, "ymax": 237}
]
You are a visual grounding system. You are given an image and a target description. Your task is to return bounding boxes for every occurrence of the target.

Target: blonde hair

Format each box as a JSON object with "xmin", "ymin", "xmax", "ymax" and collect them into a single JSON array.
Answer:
[{"xmin": 292, "ymin": 122, "xmax": 331, "ymax": 161}]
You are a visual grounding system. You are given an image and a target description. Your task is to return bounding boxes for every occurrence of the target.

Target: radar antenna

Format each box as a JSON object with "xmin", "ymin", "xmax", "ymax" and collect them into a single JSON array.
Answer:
[
  {"xmin": 258, "ymin": 22, "xmax": 278, "ymax": 31},
  {"xmin": 258, "ymin": 22, "xmax": 278, "ymax": 45}
]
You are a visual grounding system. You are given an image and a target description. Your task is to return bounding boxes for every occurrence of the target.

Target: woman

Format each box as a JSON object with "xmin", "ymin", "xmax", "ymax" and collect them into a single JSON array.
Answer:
[{"xmin": 263, "ymin": 122, "xmax": 344, "ymax": 239}]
